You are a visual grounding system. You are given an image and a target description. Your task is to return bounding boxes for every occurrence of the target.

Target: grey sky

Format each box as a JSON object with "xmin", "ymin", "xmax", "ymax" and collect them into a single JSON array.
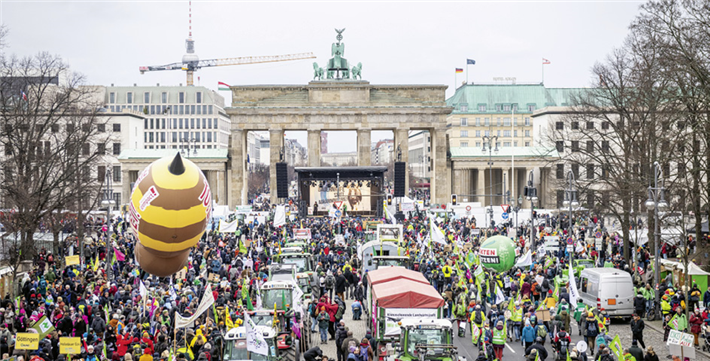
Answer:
[{"xmin": 2, "ymin": 0, "xmax": 643, "ymax": 152}]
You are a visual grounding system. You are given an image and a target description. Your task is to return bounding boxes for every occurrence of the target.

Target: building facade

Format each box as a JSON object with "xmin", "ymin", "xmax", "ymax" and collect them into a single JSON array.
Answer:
[
  {"xmin": 104, "ymin": 85, "xmax": 230, "ymax": 150},
  {"xmin": 408, "ymin": 131, "xmax": 431, "ymax": 179}
]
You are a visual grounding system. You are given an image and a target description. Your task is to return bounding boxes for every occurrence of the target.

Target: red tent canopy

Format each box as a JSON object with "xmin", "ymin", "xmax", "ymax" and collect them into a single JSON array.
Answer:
[
  {"xmin": 367, "ymin": 267, "xmax": 429, "ymax": 286},
  {"xmin": 372, "ymin": 279, "xmax": 445, "ymax": 308}
]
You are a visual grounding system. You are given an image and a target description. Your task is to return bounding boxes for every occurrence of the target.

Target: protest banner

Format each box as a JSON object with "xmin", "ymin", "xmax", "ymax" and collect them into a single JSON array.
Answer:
[
  {"xmin": 59, "ymin": 337, "xmax": 81, "ymax": 354},
  {"xmin": 65, "ymin": 255, "xmax": 80, "ymax": 266},
  {"xmin": 15, "ymin": 333, "xmax": 39, "ymax": 350}
]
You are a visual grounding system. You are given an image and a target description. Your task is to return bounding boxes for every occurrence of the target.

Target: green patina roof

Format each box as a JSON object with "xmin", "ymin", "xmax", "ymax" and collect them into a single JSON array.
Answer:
[
  {"xmin": 118, "ymin": 148, "xmax": 228, "ymax": 160},
  {"xmin": 446, "ymin": 84, "xmax": 586, "ymax": 114},
  {"xmin": 450, "ymin": 146, "xmax": 559, "ymax": 158}
]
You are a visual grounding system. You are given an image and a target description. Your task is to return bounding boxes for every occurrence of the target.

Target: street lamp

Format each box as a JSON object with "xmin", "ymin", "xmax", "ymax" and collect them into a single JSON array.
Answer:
[
  {"xmin": 505, "ymin": 191, "xmax": 523, "ymax": 238},
  {"xmin": 524, "ymin": 170, "xmax": 538, "ymax": 256},
  {"xmin": 101, "ymin": 166, "xmax": 116, "ymax": 281},
  {"xmin": 482, "ymin": 135, "xmax": 499, "ymax": 233},
  {"xmin": 563, "ymin": 171, "xmax": 580, "ymax": 265},
  {"xmin": 645, "ymin": 161, "xmax": 667, "ymax": 318}
]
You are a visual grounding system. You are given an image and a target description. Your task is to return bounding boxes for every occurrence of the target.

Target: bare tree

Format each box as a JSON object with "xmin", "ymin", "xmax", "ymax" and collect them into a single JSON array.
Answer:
[{"xmin": 0, "ymin": 50, "xmax": 110, "ymax": 280}]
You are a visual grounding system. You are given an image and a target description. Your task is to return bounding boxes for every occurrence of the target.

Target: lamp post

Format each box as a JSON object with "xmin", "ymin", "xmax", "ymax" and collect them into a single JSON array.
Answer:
[
  {"xmin": 101, "ymin": 167, "xmax": 116, "ymax": 281},
  {"xmin": 482, "ymin": 135, "xmax": 499, "ymax": 233},
  {"xmin": 524, "ymin": 170, "xmax": 538, "ymax": 255},
  {"xmin": 645, "ymin": 161, "xmax": 667, "ymax": 318},
  {"xmin": 505, "ymin": 191, "xmax": 523, "ymax": 238},
  {"xmin": 562, "ymin": 171, "xmax": 580, "ymax": 266}
]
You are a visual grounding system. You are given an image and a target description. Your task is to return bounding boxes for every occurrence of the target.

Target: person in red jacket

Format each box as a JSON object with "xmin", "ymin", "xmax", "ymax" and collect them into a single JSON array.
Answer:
[{"xmin": 116, "ymin": 332, "xmax": 135, "ymax": 357}]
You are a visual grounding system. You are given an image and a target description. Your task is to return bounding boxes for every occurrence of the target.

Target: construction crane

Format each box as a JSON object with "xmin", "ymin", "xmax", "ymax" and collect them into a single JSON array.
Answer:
[{"xmin": 138, "ymin": 1, "xmax": 315, "ymax": 86}]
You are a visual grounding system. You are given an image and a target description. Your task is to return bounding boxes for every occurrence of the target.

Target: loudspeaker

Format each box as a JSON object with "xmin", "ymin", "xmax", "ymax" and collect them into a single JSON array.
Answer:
[
  {"xmin": 276, "ymin": 162, "xmax": 288, "ymax": 199},
  {"xmin": 394, "ymin": 161, "xmax": 406, "ymax": 197}
]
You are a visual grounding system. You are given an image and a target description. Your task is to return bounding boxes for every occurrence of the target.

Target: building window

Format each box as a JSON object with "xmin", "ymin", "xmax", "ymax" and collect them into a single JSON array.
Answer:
[
  {"xmin": 161, "ymin": 92, "xmax": 168, "ymax": 103},
  {"xmin": 587, "ymin": 164, "xmax": 595, "ymax": 179},
  {"xmin": 525, "ymin": 130, "xmax": 530, "ymax": 137},
  {"xmin": 503, "ymin": 104, "xmax": 511, "ymax": 111},
  {"xmin": 602, "ymin": 121, "xmax": 610, "ymax": 130},
  {"xmin": 98, "ymin": 143, "xmax": 105, "ymax": 154},
  {"xmin": 572, "ymin": 164, "xmax": 579, "ymax": 178},
  {"xmin": 514, "ymin": 130, "xmax": 518, "ymax": 137},
  {"xmin": 484, "ymin": 130, "xmax": 490, "ymax": 136},
  {"xmin": 196, "ymin": 92, "xmax": 202, "ymax": 103},
  {"xmin": 475, "ymin": 118, "xmax": 481, "ymax": 126},
  {"xmin": 113, "ymin": 123, "xmax": 121, "ymax": 132},
  {"xmin": 496, "ymin": 105, "xmax": 501, "ymax": 111},
  {"xmin": 213, "ymin": 118, "xmax": 218, "ymax": 129},
  {"xmin": 525, "ymin": 117, "xmax": 531, "ymax": 125},
  {"xmin": 109, "ymin": 92, "xmax": 116, "ymax": 104},
  {"xmin": 503, "ymin": 130, "xmax": 511, "ymax": 137},
  {"xmin": 555, "ymin": 122, "xmax": 563, "ymax": 130},
  {"xmin": 602, "ymin": 141, "xmax": 609, "ymax": 152},
  {"xmin": 461, "ymin": 141, "xmax": 468, "ymax": 147},
  {"xmin": 97, "ymin": 124, "xmax": 105, "ymax": 132},
  {"xmin": 677, "ymin": 162, "xmax": 686, "ymax": 176},
  {"xmin": 556, "ymin": 141, "xmax": 564, "ymax": 152},
  {"xmin": 460, "ymin": 118, "xmax": 468, "ymax": 126},
  {"xmin": 126, "ymin": 92, "xmax": 133, "ymax": 104},
  {"xmin": 460, "ymin": 104, "xmax": 468, "ymax": 112},
  {"xmin": 586, "ymin": 121, "xmax": 594, "ymax": 130},
  {"xmin": 82, "ymin": 143, "xmax": 90, "ymax": 156},
  {"xmin": 556, "ymin": 164, "xmax": 564, "ymax": 179},
  {"xmin": 571, "ymin": 141, "xmax": 580, "ymax": 152},
  {"xmin": 484, "ymin": 118, "xmax": 490, "ymax": 126},
  {"xmin": 98, "ymin": 166, "xmax": 106, "ymax": 182},
  {"xmin": 478, "ymin": 105, "xmax": 486, "ymax": 112},
  {"xmin": 475, "ymin": 142, "xmax": 481, "ymax": 147},
  {"xmin": 475, "ymin": 130, "xmax": 481, "ymax": 137},
  {"xmin": 144, "ymin": 92, "xmax": 150, "ymax": 103},
  {"xmin": 587, "ymin": 190, "xmax": 595, "ymax": 208},
  {"xmin": 503, "ymin": 118, "xmax": 511, "ymax": 126},
  {"xmin": 557, "ymin": 190, "xmax": 565, "ymax": 208},
  {"xmin": 113, "ymin": 143, "xmax": 121, "ymax": 155},
  {"xmin": 503, "ymin": 142, "xmax": 511, "ymax": 147},
  {"xmin": 496, "ymin": 130, "xmax": 501, "ymax": 137},
  {"xmin": 587, "ymin": 141, "xmax": 594, "ymax": 153},
  {"xmin": 460, "ymin": 130, "xmax": 468, "ymax": 137},
  {"xmin": 113, "ymin": 166, "xmax": 121, "ymax": 182},
  {"xmin": 525, "ymin": 141, "xmax": 530, "ymax": 147},
  {"xmin": 528, "ymin": 105, "xmax": 535, "ymax": 112},
  {"xmin": 571, "ymin": 122, "xmax": 579, "ymax": 130}
]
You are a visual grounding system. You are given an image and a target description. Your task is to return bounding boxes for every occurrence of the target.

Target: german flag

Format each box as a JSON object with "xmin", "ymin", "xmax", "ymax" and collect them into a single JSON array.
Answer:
[{"xmin": 455, "ymin": 68, "xmax": 464, "ymax": 73}]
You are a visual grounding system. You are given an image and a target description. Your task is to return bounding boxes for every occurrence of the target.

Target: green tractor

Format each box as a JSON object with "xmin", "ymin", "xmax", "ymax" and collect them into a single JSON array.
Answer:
[
  {"xmin": 260, "ymin": 280, "xmax": 312, "ymax": 356},
  {"xmin": 395, "ymin": 319, "xmax": 462, "ymax": 361},
  {"xmin": 223, "ymin": 325, "xmax": 281, "ymax": 361}
]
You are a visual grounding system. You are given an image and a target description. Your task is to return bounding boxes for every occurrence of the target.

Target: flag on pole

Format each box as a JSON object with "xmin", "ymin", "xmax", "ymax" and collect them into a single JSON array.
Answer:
[
  {"xmin": 245, "ymin": 312, "xmax": 269, "ymax": 356},
  {"xmin": 218, "ymin": 81, "xmax": 231, "ymax": 91},
  {"xmin": 455, "ymin": 68, "xmax": 464, "ymax": 73},
  {"xmin": 495, "ymin": 286, "xmax": 505, "ymax": 304},
  {"xmin": 568, "ymin": 262, "xmax": 580, "ymax": 307},
  {"xmin": 115, "ymin": 249, "xmax": 126, "ymax": 262},
  {"xmin": 542, "ymin": 58, "xmax": 551, "ymax": 65},
  {"xmin": 467, "ymin": 59, "xmax": 476, "ymax": 65},
  {"xmin": 609, "ymin": 335, "xmax": 624, "ymax": 361},
  {"xmin": 430, "ymin": 218, "xmax": 447, "ymax": 245}
]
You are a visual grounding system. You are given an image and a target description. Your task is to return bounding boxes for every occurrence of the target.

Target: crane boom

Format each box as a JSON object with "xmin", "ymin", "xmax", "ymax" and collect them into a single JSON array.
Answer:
[{"xmin": 139, "ymin": 52, "xmax": 316, "ymax": 85}]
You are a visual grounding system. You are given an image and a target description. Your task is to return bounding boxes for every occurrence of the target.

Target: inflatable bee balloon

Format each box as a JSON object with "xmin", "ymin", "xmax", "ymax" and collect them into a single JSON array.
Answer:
[{"xmin": 128, "ymin": 153, "xmax": 211, "ymax": 277}]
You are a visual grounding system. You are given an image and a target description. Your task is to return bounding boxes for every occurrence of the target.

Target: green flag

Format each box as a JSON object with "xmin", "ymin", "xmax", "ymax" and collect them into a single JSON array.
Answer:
[
  {"xmin": 609, "ymin": 335, "xmax": 624, "ymax": 361},
  {"xmin": 31, "ymin": 315, "xmax": 55, "ymax": 338}
]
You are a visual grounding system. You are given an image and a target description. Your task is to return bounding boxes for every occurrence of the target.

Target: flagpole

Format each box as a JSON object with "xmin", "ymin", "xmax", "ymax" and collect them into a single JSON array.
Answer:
[
  {"xmin": 542, "ymin": 61, "xmax": 544, "ymax": 85},
  {"xmin": 466, "ymin": 64, "xmax": 469, "ymax": 84},
  {"xmin": 455, "ymin": 72, "xmax": 458, "ymax": 89}
]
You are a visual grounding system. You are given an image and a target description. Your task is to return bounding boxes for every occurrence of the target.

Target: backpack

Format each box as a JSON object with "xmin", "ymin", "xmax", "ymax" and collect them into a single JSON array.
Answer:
[
  {"xmin": 557, "ymin": 332, "xmax": 570, "ymax": 354},
  {"xmin": 359, "ymin": 345, "xmax": 369, "ymax": 361},
  {"xmin": 536, "ymin": 325, "xmax": 547, "ymax": 339},
  {"xmin": 325, "ymin": 275, "xmax": 335, "ymax": 289},
  {"xmin": 309, "ymin": 303, "xmax": 317, "ymax": 318},
  {"xmin": 473, "ymin": 311, "xmax": 483, "ymax": 325},
  {"xmin": 586, "ymin": 320, "xmax": 597, "ymax": 333}
]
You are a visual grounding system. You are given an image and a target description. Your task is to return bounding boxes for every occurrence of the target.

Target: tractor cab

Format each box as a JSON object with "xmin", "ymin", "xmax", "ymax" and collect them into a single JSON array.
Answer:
[{"xmin": 396, "ymin": 319, "xmax": 459, "ymax": 361}]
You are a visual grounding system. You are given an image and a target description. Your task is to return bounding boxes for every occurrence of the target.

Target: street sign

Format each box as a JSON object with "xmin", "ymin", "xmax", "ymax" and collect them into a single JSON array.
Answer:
[
  {"xmin": 594, "ymin": 231, "xmax": 602, "ymax": 238},
  {"xmin": 466, "ymin": 205, "xmax": 471, "ymax": 211},
  {"xmin": 567, "ymin": 237, "xmax": 574, "ymax": 245},
  {"xmin": 333, "ymin": 201, "xmax": 344, "ymax": 210},
  {"xmin": 501, "ymin": 212, "xmax": 509, "ymax": 220},
  {"xmin": 334, "ymin": 210, "xmax": 342, "ymax": 217},
  {"xmin": 501, "ymin": 204, "xmax": 510, "ymax": 211}
]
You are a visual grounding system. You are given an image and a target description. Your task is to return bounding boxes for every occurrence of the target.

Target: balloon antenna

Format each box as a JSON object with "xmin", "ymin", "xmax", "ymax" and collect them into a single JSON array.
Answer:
[{"xmin": 169, "ymin": 153, "xmax": 185, "ymax": 175}]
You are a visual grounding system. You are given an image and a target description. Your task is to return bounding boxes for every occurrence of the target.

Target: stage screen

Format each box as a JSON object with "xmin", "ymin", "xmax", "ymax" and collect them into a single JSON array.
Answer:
[{"xmin": 310, "ymin": 183, "xmax": 371, "ymax": 212}]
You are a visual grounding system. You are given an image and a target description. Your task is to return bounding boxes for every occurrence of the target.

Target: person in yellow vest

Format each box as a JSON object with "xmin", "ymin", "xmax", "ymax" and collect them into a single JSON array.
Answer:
[
  {"xmin": 442, "ymin": 264, "xmax": 453, "ymax": 288},
  {"xmin": 661, "ymin": 294, "xmax": 671, "ymax": 317},
  {"xmin": 509, "ymin": 301, "xmax": 523, "ymax": 342},
  {"xmin": 492, "ymin": 320, "xmax": 507, "ymax": 360},
  {"xmin": 544, "ymin": 290, "xmax": 557, "ymax": 309},
  {"xmin": 471, "ymin": 304, "xmax": 487, "ymax": 348}
]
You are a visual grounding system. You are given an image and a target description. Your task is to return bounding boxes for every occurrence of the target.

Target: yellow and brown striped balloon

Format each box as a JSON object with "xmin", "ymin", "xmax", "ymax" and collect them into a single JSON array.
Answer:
[{"xmin": 129, "ymin": 153, "xmax": 211, "ymax": 276}]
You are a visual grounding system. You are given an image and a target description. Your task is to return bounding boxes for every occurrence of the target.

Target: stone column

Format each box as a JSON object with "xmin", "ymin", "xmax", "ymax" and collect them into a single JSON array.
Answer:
[
  {"xmin": 216, "ymin": 169, "xmax": 226, "ymax": 206},
  {"xmin": 394, "ymin": 128, "xmax": 410, "ymax": 191},
  {"xmin": 460, "ymin": 169, "xmax": 470, "ymax": 201},
  {"xmin": 307, "ymin": 130, "xmax": 321, "ymax": 167},
  {"xmin": 430, "ymin": 128, "xmax": 449, "ymax": 205},
  {"xmin": 523, "ymin": 167, "xmax": 534, "ymax": 209},
  {"xmin": 453, "ymin": 169, "xmax": 463, "ymax": 196},
  {"xmin": 269, "ymin": 129, "xmax": 284, "ymax": 204},
  {"xmin": 357, "ymin": 129, "xmax": 372, "ymax": 166},
  {"xmin": 477, "ymin": 168, "xmax": 486, "ymax": 205},
  {"xmin": 229, "ymin": 129, "xmax": 247, "ymax": 208},
  {"xmin": 121, "ymin": 169, "xmax": 131, "ymax": 208}
]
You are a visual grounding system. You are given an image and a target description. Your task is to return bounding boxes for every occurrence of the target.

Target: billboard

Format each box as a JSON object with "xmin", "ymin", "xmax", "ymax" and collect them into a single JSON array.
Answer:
[{"xmin": 310, "ymin": 183, "xmax": 371, "ymax": 212}]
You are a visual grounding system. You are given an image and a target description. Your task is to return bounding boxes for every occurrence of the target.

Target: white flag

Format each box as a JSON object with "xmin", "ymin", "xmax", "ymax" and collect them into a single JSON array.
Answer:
[
  {"xmin": 495, "ymin": 286, "xmax": 505, "ymax": 305},
  {"xmin": 568, "ymin": 262, "xmax": 580, "ymax": 307},
  {"xmin": 274, "ymin": 206, "xmax": 286, "ymax": 228},
  {"xmin": 292, "ymin": 283, "xmax": 304, "ymax": 316},
  {"xmin": 245, "ymin": 312, "xmax": 269, "ymax": 356},
  {"xmin": 430, "ymin": 218, "xmax": 447, "ymax": 245},
  {"xmin": 514, "ymin": 251, "xmax": 532, "ymax": 267},
  {"xmin": 139, "ymin": 280, "xmax": 148, "ymax": 300}
]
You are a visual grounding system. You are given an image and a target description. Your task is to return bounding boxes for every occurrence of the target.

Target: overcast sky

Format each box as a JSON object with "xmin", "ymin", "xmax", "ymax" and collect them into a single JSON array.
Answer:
[{"xmin": 2, "ymin": 0, "xmax": 643, "ymax": 152}]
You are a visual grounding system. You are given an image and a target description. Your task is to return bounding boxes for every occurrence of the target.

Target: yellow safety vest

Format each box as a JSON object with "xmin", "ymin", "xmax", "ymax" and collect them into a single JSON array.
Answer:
[{"xmin": 443, "ymin": 266, "xmax": 452, "ymax": 278}]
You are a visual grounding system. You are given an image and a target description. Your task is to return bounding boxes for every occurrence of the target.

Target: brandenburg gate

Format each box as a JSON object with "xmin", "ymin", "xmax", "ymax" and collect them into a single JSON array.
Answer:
[{"xmin": 225, "ymin": 30, "xmax": 452, "ymax": 207}]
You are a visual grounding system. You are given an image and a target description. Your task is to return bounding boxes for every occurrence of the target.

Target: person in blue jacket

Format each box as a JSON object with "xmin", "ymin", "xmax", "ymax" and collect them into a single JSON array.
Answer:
[{"xmin": 521, "ymin": 320, "xmax": 536, "ymax": 349}]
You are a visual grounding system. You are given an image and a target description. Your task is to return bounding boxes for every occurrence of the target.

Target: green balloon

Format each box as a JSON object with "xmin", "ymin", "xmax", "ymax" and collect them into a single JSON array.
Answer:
[{"xmin": 479, "ymin": 235, "xmax": 516, "ymax": 273}]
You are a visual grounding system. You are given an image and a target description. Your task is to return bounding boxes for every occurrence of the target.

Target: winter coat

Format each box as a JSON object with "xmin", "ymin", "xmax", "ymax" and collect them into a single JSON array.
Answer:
[
  {"xmin": 689, "ymin": 313, "xmax": 702, "ymax": 334},
  {"xmin": 522, "ymin": 325, "xmax": 536, "ymax": 343}
]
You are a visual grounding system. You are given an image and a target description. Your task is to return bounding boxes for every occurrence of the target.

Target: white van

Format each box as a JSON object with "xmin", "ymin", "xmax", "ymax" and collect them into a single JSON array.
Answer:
[{"xmin": 578, "ymin": 268, "xmax": 634, "ymax": 318}]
